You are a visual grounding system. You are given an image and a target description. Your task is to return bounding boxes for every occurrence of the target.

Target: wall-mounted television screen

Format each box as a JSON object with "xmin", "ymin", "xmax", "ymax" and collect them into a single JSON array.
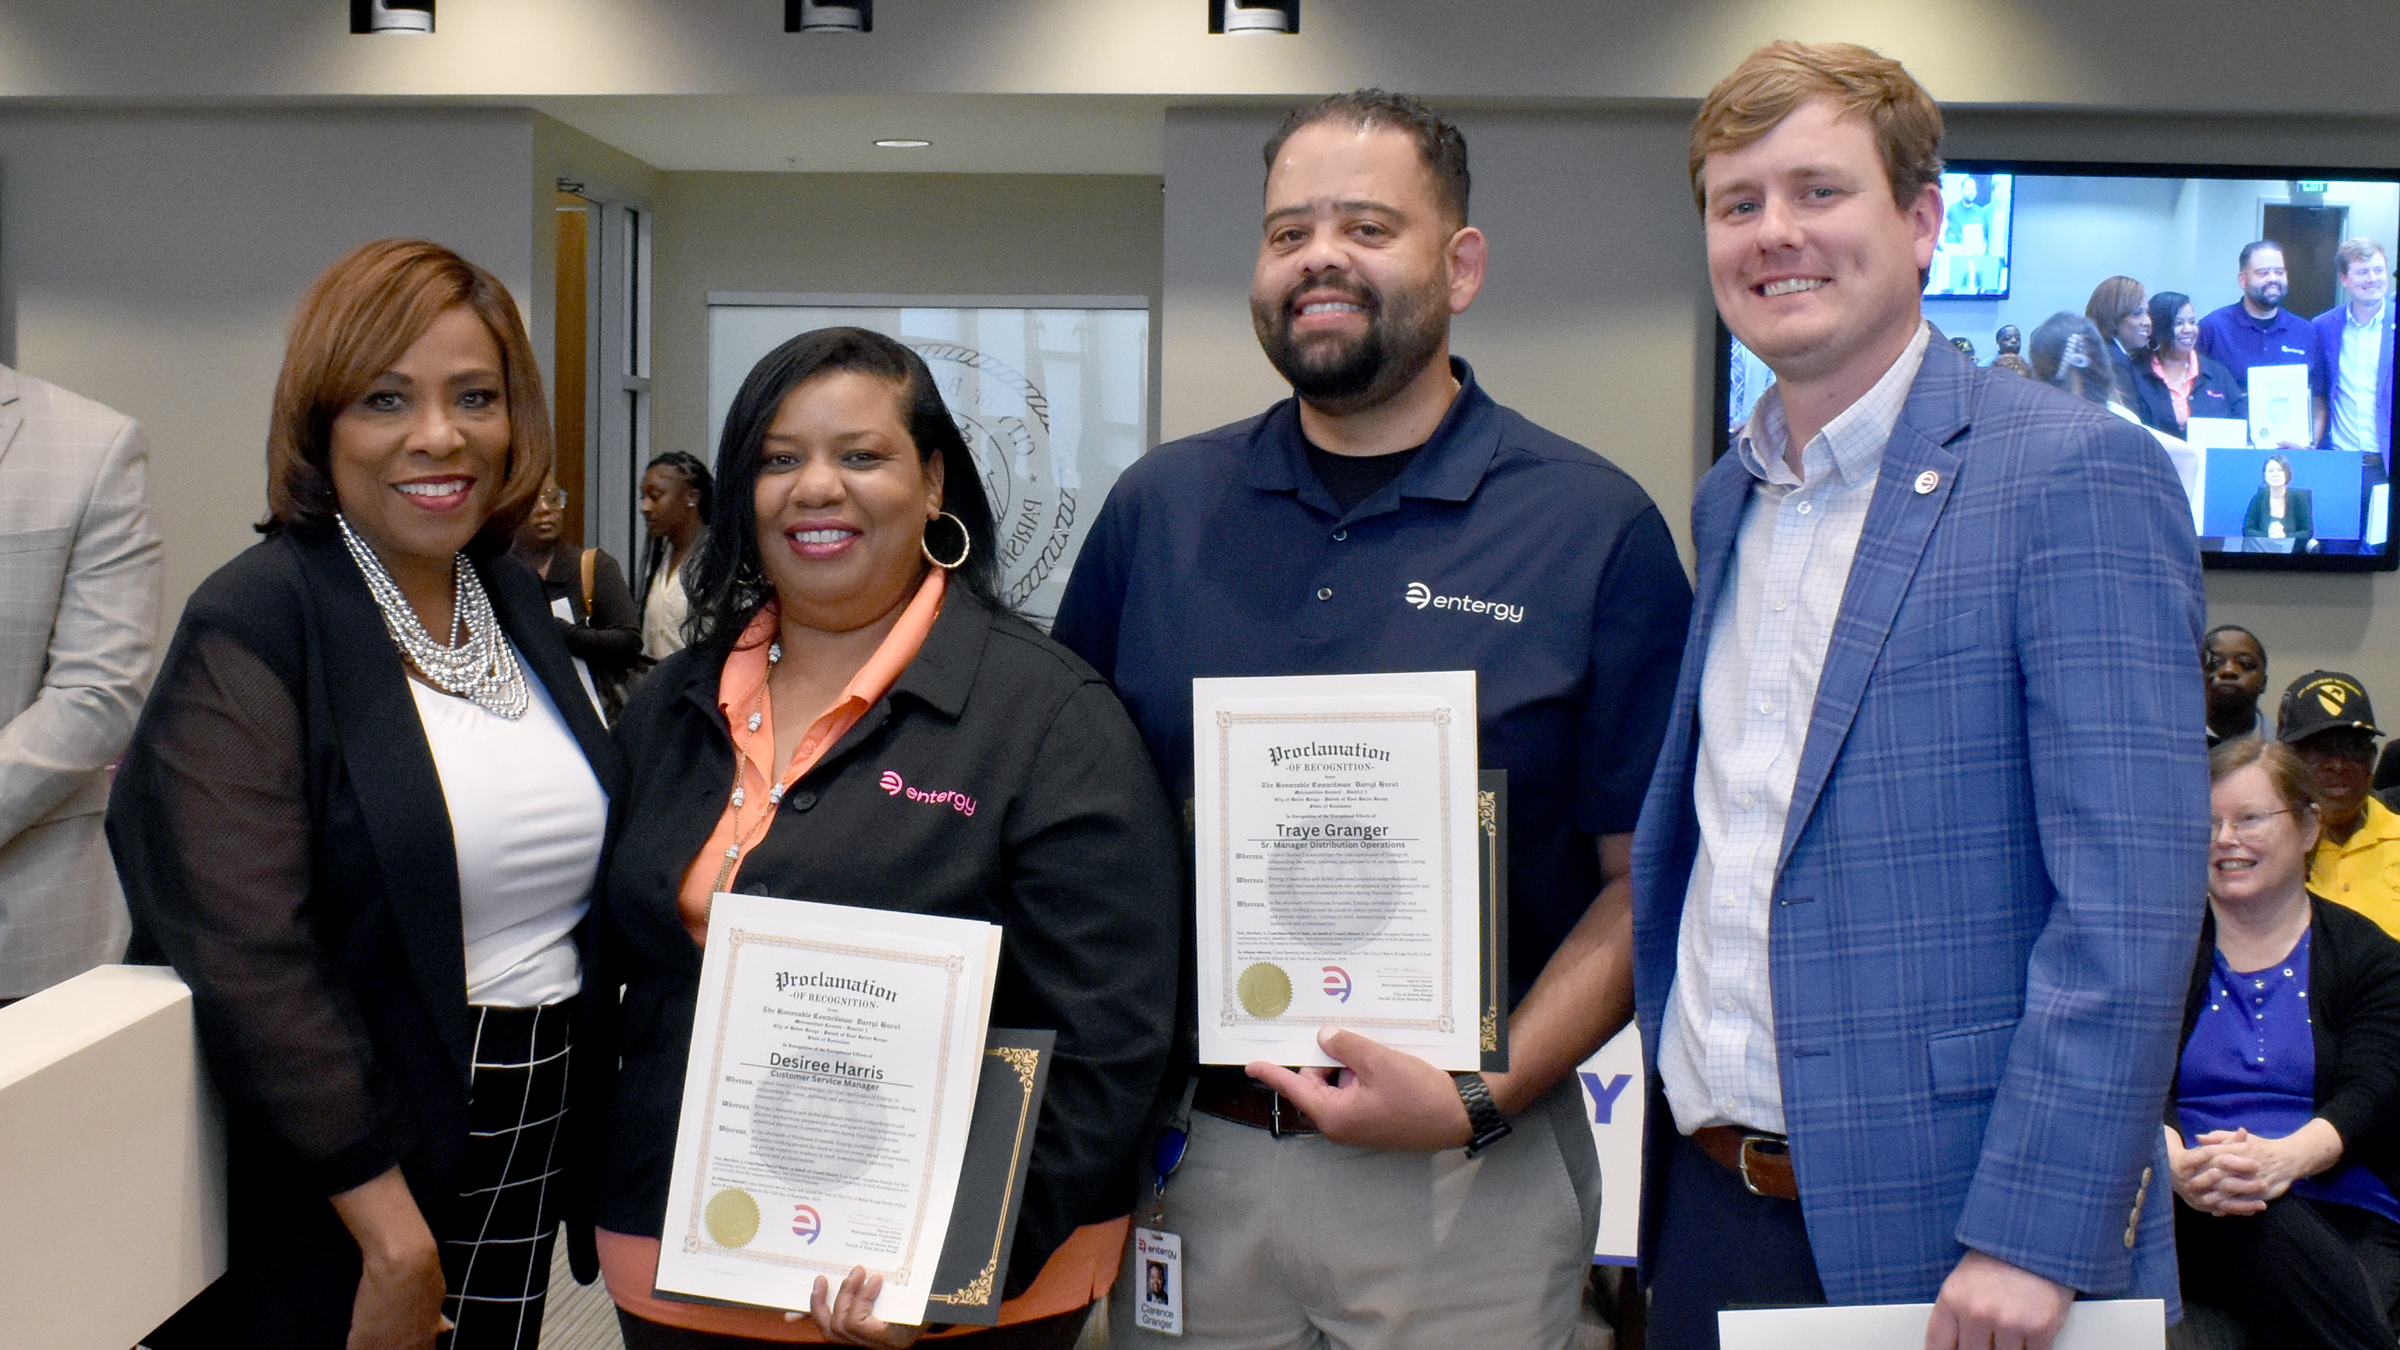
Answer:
[{"xmin": 1717, "ymin": 160, "xmax": 2400, "ymax": 572}]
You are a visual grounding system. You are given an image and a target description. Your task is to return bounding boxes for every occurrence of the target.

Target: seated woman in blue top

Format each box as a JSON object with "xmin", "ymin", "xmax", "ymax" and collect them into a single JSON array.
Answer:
[{"xmin": 2170, "ymin": 737, "xmax": 2400, "ymax": 1349}]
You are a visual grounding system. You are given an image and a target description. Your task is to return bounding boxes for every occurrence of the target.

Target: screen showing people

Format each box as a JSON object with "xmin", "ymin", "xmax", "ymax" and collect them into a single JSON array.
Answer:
[
  {"xmin": 1725, "ymin": 167, "xmax": 2400, "ymax": 563},
  {"xmin": 1930, "ymin": 171, "xmax": 2013, "ymax": 298}
]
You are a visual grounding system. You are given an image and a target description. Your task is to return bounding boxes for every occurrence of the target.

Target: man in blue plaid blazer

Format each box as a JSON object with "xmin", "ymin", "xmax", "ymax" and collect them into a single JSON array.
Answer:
[{"xmin": 1631, "ymin": 43, "xmax": 2208, "ymax": 1350}]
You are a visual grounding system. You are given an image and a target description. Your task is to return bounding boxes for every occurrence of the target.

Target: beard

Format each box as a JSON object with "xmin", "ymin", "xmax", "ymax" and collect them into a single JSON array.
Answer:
[
  {"xmin": 2246, "ymin": 279, "xmax": 2287, "ymax": 309},
  {"xmin": 1251, "ymin": 271, "xmax": 1449, "ymax": 416}
]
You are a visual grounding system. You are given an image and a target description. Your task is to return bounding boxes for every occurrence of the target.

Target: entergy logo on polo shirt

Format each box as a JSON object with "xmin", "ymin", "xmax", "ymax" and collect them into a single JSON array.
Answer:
[
  {"xmin": 879, "ymin": 770, "xmax": 977, "ymax": 817},
  {"xmin": 1403, "ymin": 580, "xmax": 1524, "ymax": 624}
]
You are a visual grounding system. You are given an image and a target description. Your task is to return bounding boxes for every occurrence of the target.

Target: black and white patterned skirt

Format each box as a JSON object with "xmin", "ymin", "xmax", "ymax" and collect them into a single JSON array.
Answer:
[{"xmin": 440, "ymin": 999, "xmax": 576, "ymax": 1350}]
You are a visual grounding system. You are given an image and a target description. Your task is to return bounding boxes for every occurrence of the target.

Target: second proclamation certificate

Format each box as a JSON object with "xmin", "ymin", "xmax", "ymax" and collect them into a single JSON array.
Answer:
[
  {"xmin": 1193, "ymin": 671, "xmax": 1483, "ymax": 1069},
  {"xmin": 654, "ymin": 894, "xmax": 1002, "ymax": 1326}
]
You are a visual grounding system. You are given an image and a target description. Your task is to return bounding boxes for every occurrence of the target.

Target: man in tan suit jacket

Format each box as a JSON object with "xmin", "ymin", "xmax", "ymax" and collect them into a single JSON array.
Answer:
[{"xmin": 0, "ymin": 363, "xmax": 160, "ymax": 1002}]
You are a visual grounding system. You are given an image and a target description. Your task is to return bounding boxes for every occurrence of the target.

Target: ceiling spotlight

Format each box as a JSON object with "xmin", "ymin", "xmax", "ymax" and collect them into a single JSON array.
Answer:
[
  {"xmin": 352, "ymin": 0, "xmax": 433, "ymax": 33},
  {"xmin": 1210, "ymin": 0, "xmax": 1297, "ymax": 34},
  {"xmin": 874, "ymin": 139, "xmax": 932, "ymax": 149},
  {"xmin": 786, "ymin": 0, "xmax": 871, "ymax": 32}
]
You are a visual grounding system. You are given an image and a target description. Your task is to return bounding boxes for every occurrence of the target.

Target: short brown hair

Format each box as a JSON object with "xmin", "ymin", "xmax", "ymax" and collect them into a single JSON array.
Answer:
[
  {"xmin": 2210, "ymin": 736, "xmax": 2320, "ymax": 818},
  {"xmin": 2338, "ymin": 237, "xmax": 2389, "ymax": 276},
  {"xmin": 1689, "ymin": 41, "xmax": 1943, "ymax": 215},
  {"xmin": 1265, "ymin": 89, "xmax": 1469, "ymax": 228},
  {"xmin": 263, "ymin": 238, "xmax": 551, "ymax": 553}
]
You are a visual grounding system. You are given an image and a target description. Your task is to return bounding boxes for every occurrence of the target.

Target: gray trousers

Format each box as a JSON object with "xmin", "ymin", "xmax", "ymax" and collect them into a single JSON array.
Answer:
[{"xmin": 1109, "ymin": 1074, "xmax": 1600, "ymax": 1350}]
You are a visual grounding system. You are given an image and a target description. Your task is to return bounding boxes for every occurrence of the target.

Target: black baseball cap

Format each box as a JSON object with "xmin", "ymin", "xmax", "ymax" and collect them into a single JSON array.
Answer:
[{"xmin": 2278, "ymin": 671, "xmax": 2381, "ymax": 744}]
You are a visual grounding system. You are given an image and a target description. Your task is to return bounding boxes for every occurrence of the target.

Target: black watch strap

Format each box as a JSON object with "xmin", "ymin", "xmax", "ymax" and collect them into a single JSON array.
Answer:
[{"xmin": 1454, "ymin": 1071, "xmax": 1513, "ymax": 1158}]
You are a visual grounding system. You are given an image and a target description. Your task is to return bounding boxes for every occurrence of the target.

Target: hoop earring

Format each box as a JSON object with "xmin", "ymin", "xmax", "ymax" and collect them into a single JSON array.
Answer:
[{"xmin": 921, "ymin": 511, "xmax": 971, "ymax": 571}]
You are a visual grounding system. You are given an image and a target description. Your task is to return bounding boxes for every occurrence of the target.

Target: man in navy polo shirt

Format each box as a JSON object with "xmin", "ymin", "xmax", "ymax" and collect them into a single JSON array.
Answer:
[
  {"xmin": 1055, "ymin": 89, "xmax": 1689, "ymax": 1350},
  {"xmin": 2198, "ymin": 239, "xmax": 2326, "ymax": 447}
]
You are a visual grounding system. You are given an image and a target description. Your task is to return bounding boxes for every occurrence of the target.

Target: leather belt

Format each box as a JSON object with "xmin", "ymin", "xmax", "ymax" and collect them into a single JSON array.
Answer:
[
  {"xmin": 1691, "ymin": 1125, "xmax": 1797, "ymax": 1200},
  {"xmin": 1192, "ymin": 1070, "xmax": 1320, "ymax": 1137}
]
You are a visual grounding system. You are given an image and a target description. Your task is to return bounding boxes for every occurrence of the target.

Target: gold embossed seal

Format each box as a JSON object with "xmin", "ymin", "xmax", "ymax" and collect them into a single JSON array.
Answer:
[
  {"xmin": 705, "ymin": 1188, "xmax": 761, "ymax": 1248},
  {"xmin": 1237, "ymin": 962, "xmax": 1293, "ymax": 1018}
]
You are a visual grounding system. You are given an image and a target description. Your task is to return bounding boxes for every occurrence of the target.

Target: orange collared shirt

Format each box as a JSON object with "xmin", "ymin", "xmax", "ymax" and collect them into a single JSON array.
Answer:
[{"xmin": 674, "ymin": 569, "xmax": 946, "ymax": 944}]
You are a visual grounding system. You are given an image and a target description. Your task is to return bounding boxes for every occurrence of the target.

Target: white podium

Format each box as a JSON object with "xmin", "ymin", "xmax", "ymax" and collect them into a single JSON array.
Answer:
[{"xmin": 0, "ymin": 965, "xmax": 225, "ymax": 1350}]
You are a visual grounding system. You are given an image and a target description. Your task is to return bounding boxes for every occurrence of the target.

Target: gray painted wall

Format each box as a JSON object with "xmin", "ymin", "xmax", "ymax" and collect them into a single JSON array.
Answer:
[{"xmin": 0, "ymin": 108, "xmax": 537, "ymax": 615}]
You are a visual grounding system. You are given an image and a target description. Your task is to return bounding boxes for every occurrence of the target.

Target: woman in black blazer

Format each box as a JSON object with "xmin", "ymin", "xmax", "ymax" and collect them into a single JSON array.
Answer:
[
  {"xmin": 2242, "ymin": 454, "xmax": 2316, "ymax": 552},
  {"xmin": 2127, "ymin": 290, "xmax": 2248, "ymax": 436},
  {"xmin": 2169, "ymin": 738, "xmax": 2400, "ymax": 1348},
  {"xmin": 110, "ymin": 240, "xmax": 623, "ymax": 1350},
  {"xmin": 590, "ymin": 329, "xmax": 1179, "ymax": 1349}
]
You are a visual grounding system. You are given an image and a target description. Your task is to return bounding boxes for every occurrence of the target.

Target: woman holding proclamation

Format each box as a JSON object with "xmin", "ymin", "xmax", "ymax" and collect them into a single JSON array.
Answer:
[
  {"xmin": 592, "ymin": 328, "xmax": 1179, "ymax": 1349},
  {"xmin": 109, "ymin": 240, "xmax": 621, "ymax": 1349},
  {"xmin": 2170, "ymin": 737, "xmax": 2400, "ymax": 1346}
]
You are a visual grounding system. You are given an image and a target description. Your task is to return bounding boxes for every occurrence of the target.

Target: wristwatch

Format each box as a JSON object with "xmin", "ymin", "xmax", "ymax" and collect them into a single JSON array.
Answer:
[{"xmin": 1453, "ymin": 1072, "xmax": 1513, "ymax": 1158}]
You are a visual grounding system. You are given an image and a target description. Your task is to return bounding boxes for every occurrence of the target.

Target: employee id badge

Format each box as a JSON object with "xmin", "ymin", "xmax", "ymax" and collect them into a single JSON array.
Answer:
[{"xmin": 1132, "ymin": 1227, "xmax": 1185, "ymax": 1335}]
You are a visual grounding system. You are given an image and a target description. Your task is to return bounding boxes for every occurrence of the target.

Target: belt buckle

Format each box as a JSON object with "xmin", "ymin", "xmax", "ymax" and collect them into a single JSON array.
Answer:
[
  {"xmin": 1736, "ymin": 1134, "xmax": 1788, "ymax": 1197},
  {"xmin": 1270, "ymin": 1091, "xmax": 1288, "ymax": 1138}
]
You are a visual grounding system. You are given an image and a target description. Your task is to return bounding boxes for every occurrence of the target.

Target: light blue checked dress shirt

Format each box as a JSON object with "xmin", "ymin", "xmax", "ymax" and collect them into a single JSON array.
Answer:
[{"xmin": 1661, "ymin": 322, "xmax": 1931, "ymax": 1136}]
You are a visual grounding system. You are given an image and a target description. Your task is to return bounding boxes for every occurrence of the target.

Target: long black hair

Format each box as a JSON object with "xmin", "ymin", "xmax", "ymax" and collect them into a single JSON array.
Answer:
[
  {"xmin": 636, "ymin": 450, "xmax": 714, "ymax": 607},
  {"xmin": 682, "ymin": 327, "xmax": 1004, "ymax": 654},
  {"xmin": 2145, "ymin": 290, "xmax": 2194, "ymax": 359}
]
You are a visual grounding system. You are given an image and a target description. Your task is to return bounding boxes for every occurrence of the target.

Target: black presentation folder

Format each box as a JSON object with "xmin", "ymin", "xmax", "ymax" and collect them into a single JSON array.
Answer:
[
  {"xmin": 652, "ymin": 1025, "xmax": 1057, "ymax": 1327},
  {"xmin": 922, "ymin": 1026, "xmax": 1057, "ymax": 1325}
]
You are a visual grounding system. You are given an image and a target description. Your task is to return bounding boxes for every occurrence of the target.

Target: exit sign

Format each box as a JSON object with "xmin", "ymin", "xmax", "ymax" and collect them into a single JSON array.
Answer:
[{"xmin": 2300, "ymin": 180, "xmax": 2330, "ymax": 193}]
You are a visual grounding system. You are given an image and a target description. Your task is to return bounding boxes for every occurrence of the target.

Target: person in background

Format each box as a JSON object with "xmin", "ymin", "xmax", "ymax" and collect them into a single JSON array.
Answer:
[
  {"xmin": 2027, "ymin": 311, "xmax": 2120, "ymax": 405},
  {"xmin": 2315, "ymin": 239, "xmax": 2393, "ymax": 539},
  {"xmin": 2281, "ymin": 671, "xmax": 2400, "ymax": 940},
  {"xmin": 2199, "ymin": 240, "xmax": 2326, "ymax": 448},
  {"xmin": 637, "ymin": 449, "xmax": 711, "ymax": 661},
  {"xmin": 1991, "ymin": 352, "xmax": 2035, "ymax": 379},
  {"xmin": 1640, "ymin": 43, "xmax": 2202, "ymax": 1350},
  {"xmin": 2126, "ymin": 291, "xmax": 2245, "ymax": 437},
  {"xmin": 1055, "ymin": 88, "xmax": 1689, "ymax": 1350},
  {"xmin": 593, "ymin": 327, "xmax": 1179, "ymax": 1349},
  {"xmin": 1994, "ymin": 323, "xmax": 2023, "ymax": 359},
  {"xmin": 2170, "ymin": 736, "xmax": 2400, "ymax": 1350},
  {"xmin": 110, "ymin": 238, "xmax": 621, "ymax": 1349},
  {"xmin": 2242, "ymin": 454, "xmax": 2315, "ymax": 552},
  {"xmin": 2085, "ymin": 274, "xmax": 2151, "ymax": 398},
  {"xmin": 0, "ymin": 363, "xmax": 162, "ymax": 1008},
  {"xmin": 510, "ymin": 471, "xmax": 643, "ymax": 722},
  {"xmin": 2316, "ymin": 240, "xmax": 2392, "ymax": 465},
  {"xmin": 2030, "ymin": 311, "xmax": 2199, "ymax": 513},
  {"xmin": 2204, "ymin": 624, "xmax": 2271, "ymax": 747}
]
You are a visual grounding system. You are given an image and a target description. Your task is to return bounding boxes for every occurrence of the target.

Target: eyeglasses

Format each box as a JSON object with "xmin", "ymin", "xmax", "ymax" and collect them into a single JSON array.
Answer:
[
  {"xmin": 539, "ymin": 488, "xmax": 569, "ymax": 508},
  {"xmin": 2210, "ymin": 809, "xmax": 2293, "ymax": 844}
]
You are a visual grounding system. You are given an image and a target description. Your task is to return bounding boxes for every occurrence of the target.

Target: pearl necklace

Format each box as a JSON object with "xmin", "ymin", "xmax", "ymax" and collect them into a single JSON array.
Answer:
[{"xmin": 337, "ymin": 514, "xmax": 529, "ymax": 719}]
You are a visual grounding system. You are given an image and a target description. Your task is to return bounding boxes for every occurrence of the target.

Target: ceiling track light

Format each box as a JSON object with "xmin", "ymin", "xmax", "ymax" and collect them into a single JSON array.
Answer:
[
  {"xmin": 351, "ymin": 0, "xmax": 433, "ymax": 34},
  {"xmin": 1210, "ymin": 0, "xmax": 1297, "ymax": 34},
  {"xmin": 786, "ymin": 0, "xmax": 871, "ymax": 32}
]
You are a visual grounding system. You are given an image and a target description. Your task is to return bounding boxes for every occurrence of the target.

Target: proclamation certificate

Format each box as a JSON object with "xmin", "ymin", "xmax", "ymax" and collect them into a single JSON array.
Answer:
[
  {"xmin": 1193, "ymin": 671, "xmax": 1484, "ymax": 1069},
  {"xmin": 2249, "ymin": 362, "xmax": 2312, "ymax": 448},
  {"xmin": 654, "ymin": 894, "xmax": 1003, "ymax": 1326}
]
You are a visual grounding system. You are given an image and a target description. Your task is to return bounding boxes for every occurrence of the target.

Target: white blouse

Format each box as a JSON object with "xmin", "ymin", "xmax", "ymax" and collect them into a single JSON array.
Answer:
[
  {"xmin": 641, "ymin": 557, "xmax": 691, "ymax": 662},
  {"xmin": 409, "ymin": 648, "xmax": 608, "ymax": 1007}
]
